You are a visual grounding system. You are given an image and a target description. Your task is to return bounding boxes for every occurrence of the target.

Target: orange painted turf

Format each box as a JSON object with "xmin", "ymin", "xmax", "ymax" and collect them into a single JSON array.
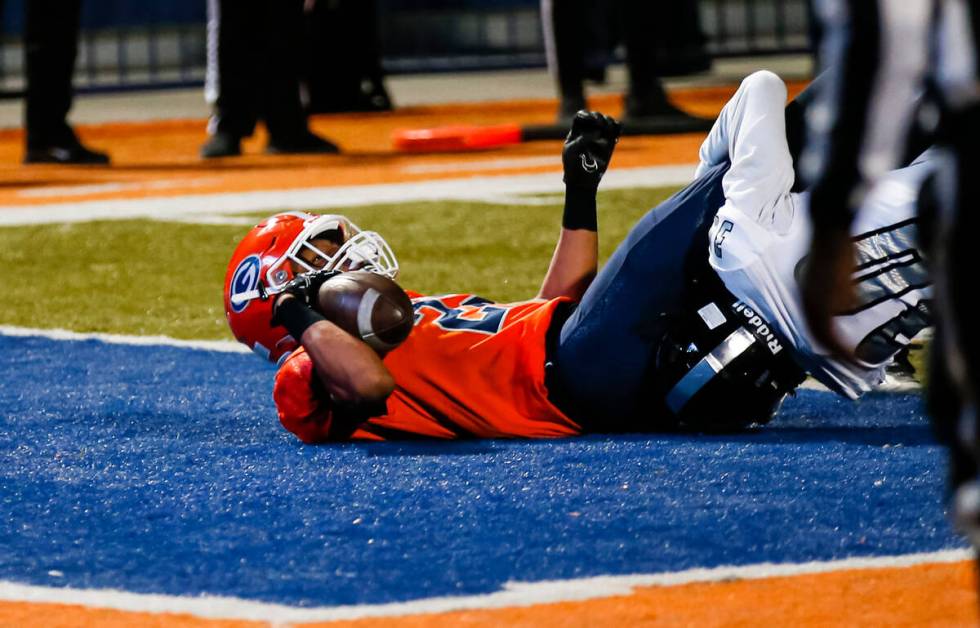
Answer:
[
  {"xmin": 0, "ymin": 561, "xmax": 975, "ymax": 627},
  {"xmin": 309, "ymin": 561, "xmax": 980, "ymax": 627},
  {"xmin": 3, "ymin": 81, "xmax": 974, "ymax": 625}
]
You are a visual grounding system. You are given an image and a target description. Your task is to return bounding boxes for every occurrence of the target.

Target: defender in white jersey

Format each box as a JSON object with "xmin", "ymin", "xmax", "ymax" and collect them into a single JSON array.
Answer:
[
  {"xmin": 700, "ymin": 70, "xmax": 933, "ymax": 399},
  {"xmin": 543, "ymin": 70, "xmax": 934, "ymax": 433}
]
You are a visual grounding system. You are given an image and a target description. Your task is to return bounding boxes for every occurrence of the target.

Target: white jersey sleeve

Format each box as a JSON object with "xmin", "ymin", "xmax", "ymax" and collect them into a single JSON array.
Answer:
[
  {"xmin": 703, "ymin": 72, "xmax": 934, "ymax": 398},
  {"xmin": 696, "ymin": 70, "xmax": 797, "ymax": 236}
]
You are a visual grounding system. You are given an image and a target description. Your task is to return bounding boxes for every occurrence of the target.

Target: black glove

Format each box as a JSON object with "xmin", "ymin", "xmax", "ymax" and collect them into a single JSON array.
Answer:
[
  {"xmin": 270, "ymin": 269, "xmax": 340, "ymax": 338},
  {"xmin": 276, "ymin": 269, "xmax": 341, "ymax": 309},
  {"xmin": 562, "ymin": 111, "xmax": 623, "ymax": 192}
]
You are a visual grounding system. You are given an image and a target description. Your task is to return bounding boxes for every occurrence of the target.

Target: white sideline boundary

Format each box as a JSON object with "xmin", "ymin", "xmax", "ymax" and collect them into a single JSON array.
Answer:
[
  {"xmin": 0, "ymin": 325, "xmax": 249, "ymax": 354},
  {"xmin": 0, "ymin": 550, "xmax": 969, "ymax": 622},
  {"xmin": 0, "ymin": 164, "xmax": 698, "ymax": 226}
]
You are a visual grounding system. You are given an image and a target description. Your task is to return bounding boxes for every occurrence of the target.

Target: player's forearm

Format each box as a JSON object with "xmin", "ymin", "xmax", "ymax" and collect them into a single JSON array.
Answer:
[
  {"xmin": 541, "ymin": 110, "xmax": 619, "ymax": 299},
  {"xmin": 537, "ymin": 190, "xmax": 596, "ymax": 301},
  {"xmin": 302, "ymin": 320, "xmax": 395, "ymax": 404},
  {"xmin": 538, "ymin": 182, "xmax": 600, "ymax": 299},
  {"xmin": 537, "ymin": 227, "xmax": 597, "ymax": 300},
  {"xmin": 274, "ymin": 295, "xmax": 394, "ymax": 404}
]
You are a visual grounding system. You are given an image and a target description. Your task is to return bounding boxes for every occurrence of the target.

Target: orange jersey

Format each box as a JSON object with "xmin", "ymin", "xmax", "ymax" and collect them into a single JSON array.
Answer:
[{"xmin": 273, "ymin": 293, "xmax": 583, "ymax": 441}]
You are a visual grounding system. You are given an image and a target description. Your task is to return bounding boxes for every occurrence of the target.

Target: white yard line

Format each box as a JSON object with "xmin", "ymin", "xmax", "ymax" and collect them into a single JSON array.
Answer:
[
  {"xmin": 16, "ymin": 178, "xmax": 220, "ymax": 199},
  {"xmin": 0, "ymin": 549, "xmax": 968, "ymax": 623},
  {"xmin": 0, "ymin": 164, "xmax": 697, "ymax": 226},
  {"xmin": 0, "ymin": 325, "xmax": 248, "ymax": 354}
]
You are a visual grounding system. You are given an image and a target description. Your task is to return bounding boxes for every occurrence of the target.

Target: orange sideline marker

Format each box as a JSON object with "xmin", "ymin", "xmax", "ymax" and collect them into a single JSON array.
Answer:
[{"xmin": 392, "ymin": 124, "xmax": 524, "ymax": 152}]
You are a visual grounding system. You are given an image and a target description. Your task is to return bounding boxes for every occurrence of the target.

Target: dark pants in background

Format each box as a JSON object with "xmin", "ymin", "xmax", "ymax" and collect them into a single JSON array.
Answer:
[
  {"xmin": 303, "ymin": 0, "xmax": 390, "ymax": 114},
  {"xmin": 543, "ymin": 0, "xmax": 709, "ymax": 120},
  {"xmin": 205, "ymin": 0, "xmax": 308, "ymax": 140},
  {"xmin": 11, "ymin": 0, "xmax": 107, "ymax": 163},
  {"xmin": 23, "ymin": 0, "xmax": 81, "ymax": 149}
]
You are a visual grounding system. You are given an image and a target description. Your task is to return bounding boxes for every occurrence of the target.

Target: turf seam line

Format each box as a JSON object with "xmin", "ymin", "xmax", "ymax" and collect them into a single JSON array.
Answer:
[
  {"xmin": 0, "ymin": 325, "xmax": 248, "ymax": 353},
  {"xmin": 0, "ymin": 549, "xmax": 969, "ymax": 622}
]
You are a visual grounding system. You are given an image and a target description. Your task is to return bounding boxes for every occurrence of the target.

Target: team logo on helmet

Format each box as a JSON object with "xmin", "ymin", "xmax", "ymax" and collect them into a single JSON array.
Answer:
[{"xmin": 229, "ymin": 254, "xmax": 261, "ymax": 313}]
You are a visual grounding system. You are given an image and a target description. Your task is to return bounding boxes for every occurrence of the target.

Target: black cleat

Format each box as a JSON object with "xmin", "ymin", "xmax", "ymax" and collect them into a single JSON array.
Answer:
[
  {"xmin": 200, "ymin": 132, "xmax": 242, "ymax": 159},
  {"xmin": 24, "ymin": 141, "xmax": 110, "ymax": 165},
  {"xmin": 622, "ymin": 95, "xmax": 715, "ymax": 133},
  {"xmin": 265, "ymin": 130, "xmax": 340, "ymax": 155}
]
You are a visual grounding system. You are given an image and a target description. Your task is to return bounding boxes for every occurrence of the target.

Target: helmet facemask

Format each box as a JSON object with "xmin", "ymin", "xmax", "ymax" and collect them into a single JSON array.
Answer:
[{"xmin": 264, "ymin": 215, "xmax": 399, "ymax": 294}]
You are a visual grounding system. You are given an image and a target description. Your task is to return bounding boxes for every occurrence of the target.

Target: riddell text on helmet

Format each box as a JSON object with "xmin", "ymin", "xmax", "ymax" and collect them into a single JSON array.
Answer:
[{"xmin": 732, "ymin": 301, "xmax": 783, "ymax": 355}]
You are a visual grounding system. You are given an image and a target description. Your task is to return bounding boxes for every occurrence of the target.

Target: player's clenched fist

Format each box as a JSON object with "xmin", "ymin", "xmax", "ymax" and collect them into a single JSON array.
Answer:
[{"xmin": 562, "ymin": 111, "xmax": 623, "ymax": 192}]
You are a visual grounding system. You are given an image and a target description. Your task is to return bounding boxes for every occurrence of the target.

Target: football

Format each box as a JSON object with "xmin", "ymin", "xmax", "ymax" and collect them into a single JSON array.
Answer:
[{"xmin": 315, "ymin": 270, "xmax": 415, "ymax": 353}]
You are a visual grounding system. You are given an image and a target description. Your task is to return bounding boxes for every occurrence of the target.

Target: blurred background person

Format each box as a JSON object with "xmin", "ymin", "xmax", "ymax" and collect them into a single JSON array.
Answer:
[
  {"xmin": 202, "ymin": 0, "xmax": 339, "ymax": 159},
  {"xmin": 302, "ymin": 0, "xmax": 392, "ymax": 114},
  {"xmin": 798, "ymin": 0, "xmax": 980, "ymax": 553},
  {"xmin": 18, "ymin": 0, "xmax": 109, "ymax": 165},
  {"xmin": 541, "ymin": 0, "xmax": 712, "ymax": 128}
]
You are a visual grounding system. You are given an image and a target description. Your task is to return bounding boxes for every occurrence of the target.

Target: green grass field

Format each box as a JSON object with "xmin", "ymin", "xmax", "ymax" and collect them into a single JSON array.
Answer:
[{"xmin": 0, "ymin": 186, "xmax": 678, "ymax": 340}]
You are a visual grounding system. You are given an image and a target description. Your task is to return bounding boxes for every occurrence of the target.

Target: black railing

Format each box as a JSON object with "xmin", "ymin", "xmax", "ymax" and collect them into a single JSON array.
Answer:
[
  {"xmin": 0, "ymin": 0, "xmax": 810, "ymax": 95},
  {"xmin": 702, "ymin": 0, "xmax": 810, "ymax": 56}
]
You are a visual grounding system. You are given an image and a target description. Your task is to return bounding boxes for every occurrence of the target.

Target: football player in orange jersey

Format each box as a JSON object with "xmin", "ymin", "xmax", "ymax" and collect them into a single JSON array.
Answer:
[
  {"xmin": 224, "ymin": 103, "xmax": 809, "ymax": 442},
  {"xmin": 226, "ymin": 74, "xmax": 933, "ymax": 442},
  {"xmin": 224, "ymin": 111, "xmax": 627, "ymax": 441}
]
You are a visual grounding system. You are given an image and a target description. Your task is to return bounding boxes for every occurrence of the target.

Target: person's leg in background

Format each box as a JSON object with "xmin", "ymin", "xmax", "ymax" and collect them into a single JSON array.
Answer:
[
  {"xmin": 541, "ymin": 0, "xmax": 589, "ymax": 123},
  {"xmin": 617, "ymin": 0, "xmax": 711, "ymax": 129},
  {"xmin": 23, "ymin": 0, "xmax": 108, "ymax": 165},
  {"xmin": 260, "ymin": 0, "xmax": 337, "ymax": 154},
  {"xmin": 582, "ymin": 0, "xmax": 614, "ymax": 85},
  {"xmin": 202, "ymin": 0, "xmax": 262, "ymax": 158},
  {"xmin": 351, "ymin": 0, "xmax": 393, "ymax": 112},
  {"xmin": 303, "ymin": 0, "xmax": 392, "ymax": 114}
]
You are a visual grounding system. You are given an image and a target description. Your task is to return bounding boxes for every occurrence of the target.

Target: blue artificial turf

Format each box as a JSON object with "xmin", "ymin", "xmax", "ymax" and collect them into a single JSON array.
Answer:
[{"xmin": 0, "ymin": 334, "xmax": 965, "ymax": 606}]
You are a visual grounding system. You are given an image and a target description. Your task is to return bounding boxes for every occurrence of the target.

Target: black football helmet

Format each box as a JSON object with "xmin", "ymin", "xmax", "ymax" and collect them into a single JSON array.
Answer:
[{"xmin": 650, "ymin": 299, "xmax": 806, "ymax": 431}]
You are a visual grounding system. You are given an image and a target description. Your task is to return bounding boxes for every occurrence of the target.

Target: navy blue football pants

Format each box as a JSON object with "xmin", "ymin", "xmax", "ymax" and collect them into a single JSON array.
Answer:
[
  {"xmin": 553, "ymin": 162, "xmax": 729, "ymax": 426},
  {"xmin": 551, "ymin": 74, "xmax": 825, "ymax": 428}
]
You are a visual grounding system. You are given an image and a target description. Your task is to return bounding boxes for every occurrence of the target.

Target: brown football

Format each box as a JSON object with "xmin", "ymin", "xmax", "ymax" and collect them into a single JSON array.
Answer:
[{"xmin": 315, "ymin": 271, "xmax": 415, "ymax": 353}]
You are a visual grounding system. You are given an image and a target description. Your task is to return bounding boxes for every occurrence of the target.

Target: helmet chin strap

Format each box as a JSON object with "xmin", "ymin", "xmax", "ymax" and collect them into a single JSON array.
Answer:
[
  {"xmin": 229, "ymin": 282, "xmax": 268, "ymax": 306},
  {"xmin": 230, "ymin": 290, "xmax": 260, "ymax": 306}
]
